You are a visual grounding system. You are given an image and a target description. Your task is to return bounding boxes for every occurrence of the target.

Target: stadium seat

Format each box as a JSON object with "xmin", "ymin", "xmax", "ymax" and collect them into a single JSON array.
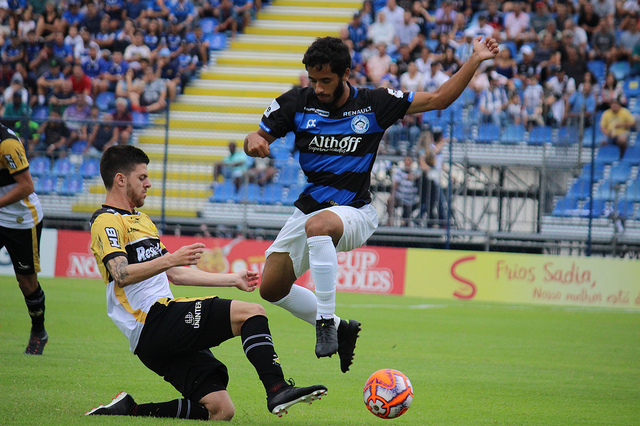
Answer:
[
  {"xmin": 71, "ymin": 140, "xmax": 87, "ymax": 155},
  {"xmin": 236, "ymin": 183, "xmax": 261, "ymax": 203},
  {"xmin": 32, "ymin": 106, "xmax": 49, "ymax": 122},
  {"xmin": 259, "ymin": 183, "xmax": 284, "ymax": 205},
  {"xmin": 621, "ymin": 144, "xmax": 640, "ymax": 165},
  {"xmin": 29, "ymin": 156, "xmax": 51, "ymax": 177},
  {"xmin": 610, "ymin": 61, "xmax": 631, "ymax": 81},
  {"xmin": 568, "ymin": 177, "xmax": 593, "ymax": 199},
  {"xmin": 616, "ymin": 199, "xmax": 635, "ymax": 218},
  {"xmin": 593, "ymin": 178, "xmax": 619, "ymax": 200},
  {"xmin": 200, "ymin": 17, "xmax": 219, "ymax": 35},
  {"xmin": 476, "ymin": 123, "xmax": 500, "ymax": 144},
  {"xmin": 95, "ymin": 91, "xmax": 115, "ymax": 112},
  {"xmin": 587, "ymin": 60, "xmax": 606, "ymax": 81},
  {"xmin": 582, "ymin": 126, "xmax": 604, "ymax": 146},
  {"xmin": 528, "ymin": 125, "xmax": 553, "ymax": 145},
  {"xmin": 277, "ymin": 164, "xmax": 301, "ymax": 186},
  {"xmin": 78, "ymin": 157, "xmax": 101, "ymax": 178},
  {"xmin": 207, "ymin": 32, "xmax": 227, "ymax": 51},
  {"xmin": 35, "ymin": 174, "xmax": 57, "ymax": 195},
  {"xmin": 623, "ymin": 78, "xmax": 640, "ymax": 99},
  {"xmin": 57, "ymin": 174, "xmax": 83, "ymax": 196},
  {"xmin": 209, "ymin": 181, "xmax": 236, "ymax": 203},
  {"xmin": 581, "ymin": 198, "xmax": 607, "ymax": 218},
  {"xmin": 595, "ymin": 145, "xmax": 621, "ymax": 164},
  {"xmin": 132, "ymin": 111, "xmax": 149, "ymax": 128},
  {"xmin": 51, "ymin": 157, "xmax": 75, "ymax": 177},
  {"xmin": 624, "ymin": 180, "xmax": 640, "ymax": 201},
  {"xmin": 500, "ymin": 124, "xmax": 526, "ymax": 144},
  {"xmin": 552, "ymin": 196, "xmax": 579, "ymax": 217},
  {"xmin": 580, "ymin": 162, "xmax": 605, "ymax": 182},
  {"xmin": 609, "ymin": 163, "xmax": 631, "ymax": 185},
  {"xmin": 282, "ymin": 185, "xmax": 304, "ymax": 205}
]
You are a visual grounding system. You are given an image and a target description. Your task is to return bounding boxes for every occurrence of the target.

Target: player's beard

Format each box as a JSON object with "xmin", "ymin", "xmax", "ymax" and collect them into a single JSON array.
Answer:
[
  {"xmin": 318, "ymin": 81, "xmax": 346, "ymax": 109},
  {"xmin": 127, "ymin": 185, "xmax": 146, "ymax": 208}
]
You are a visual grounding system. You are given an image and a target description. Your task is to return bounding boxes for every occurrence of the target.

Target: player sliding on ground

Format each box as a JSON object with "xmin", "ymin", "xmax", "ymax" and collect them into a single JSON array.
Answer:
[
  {"xmin": 244, "ymin": 36, "xmax": 499, "ymax": 371},
  {"xmin": 85, "ymin": 145, "xmax": 326, "ymax": 420}
]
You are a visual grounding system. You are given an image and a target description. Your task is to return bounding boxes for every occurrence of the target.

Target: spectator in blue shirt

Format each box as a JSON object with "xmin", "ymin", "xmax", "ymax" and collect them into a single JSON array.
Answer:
[
  {"xmin": 124, "ymin": 0, "xmax": 148, "ymax": 23},
  {"xmin": 50, "ymin": 30, "xmax": 74, "ymax": 65},
  {"xmin": 347, "ymin": 12, "xmax": 368, "ymax": 52},
  {"xmin": 104, "ymin": 0, "xmax": 125, "ymax": 24},
  {"xmin": 170, "ymin": 0, "xmax": 197, "ymax": 31},
  {"xmin": 94, "ymin": 15, "xmax": 116, "ymax": 50},
  {"xmin": 566, "ymin": 79, "xmax": 596, "ymax": 127},
  {"xmin": 2, "ymin": 33, "xmax": 24, "ymax": 67},
  {"xmin": 101, "ymin": 50, "xmax": 129, "ymax": 92},
  {"xmin": 62, "ymin": 0, "xmax": 85, "ymax": 30},
  {"xmin": 81, "ymin": 2, "xmax": 104, "ymax": 36},
  {"xmin": 146, "ymin": 0, "xmax": 171, "ymax": 21}
]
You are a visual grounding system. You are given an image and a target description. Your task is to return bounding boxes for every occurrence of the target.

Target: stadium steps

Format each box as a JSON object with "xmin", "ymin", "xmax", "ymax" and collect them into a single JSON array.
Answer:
[{"xmin": 97, "ymin": 0, "xmax": 361, "ymax": 218}]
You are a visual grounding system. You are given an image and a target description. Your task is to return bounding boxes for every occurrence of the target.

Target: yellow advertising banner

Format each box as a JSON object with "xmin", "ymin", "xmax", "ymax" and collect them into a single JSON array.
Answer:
[{"xmin": 405, "ymin": 249, "xmax": 640, "ymax": 309}]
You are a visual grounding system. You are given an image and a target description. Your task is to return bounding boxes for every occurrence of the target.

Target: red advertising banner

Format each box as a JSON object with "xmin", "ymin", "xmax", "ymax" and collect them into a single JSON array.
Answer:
[{"xmin": 55, "ymin": 230, "xmax": 407, "ymax": 295}]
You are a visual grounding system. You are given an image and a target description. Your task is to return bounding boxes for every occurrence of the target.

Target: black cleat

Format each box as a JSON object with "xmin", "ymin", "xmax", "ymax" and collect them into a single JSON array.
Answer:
[
  {"xmin": 24, "ymin": 331, "xmax": 48, "ymax": 355},
  {"xmin": 337, "ymin": 319, "xmax": 361, "ymax": 373},
  {"xmin": 315, "ymin": 317, "xmax": 338, "ymax": 357},
  {"xmin": 85, "ymin": 392, "xmax": 136, "ymax": 416},
  {"xmin": 267, "ymin": 380, "xmax": 327, "ymax": 417}
]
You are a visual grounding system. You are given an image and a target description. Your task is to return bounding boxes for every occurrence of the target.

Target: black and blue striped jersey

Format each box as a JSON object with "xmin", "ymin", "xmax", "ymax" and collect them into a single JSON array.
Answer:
[{"xmin": 259, "ymin": 83, "xmax": 414, "ymax": 214}]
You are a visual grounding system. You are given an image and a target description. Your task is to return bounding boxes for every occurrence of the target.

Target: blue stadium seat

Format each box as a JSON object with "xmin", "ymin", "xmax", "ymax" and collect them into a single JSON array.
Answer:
[
  {"xmin": 236, "ymin": 183, "xmax": 261, "ymax": 203},
  {"xmin": 207, "ymin": 32, "xmax": 227, "ymax": 51},
  {"xmin": 587, "ymin": 60, "xmax": 606, "ymax": 81},
  {"xmin": 555, "ymin": 126, "xmax": 579, "ymax": 145},
  {"xmin": 32, "ymin": 106, "xmax": 49, "ymax": 122},
  {"xmin": 476, "ymin": 123, "xmax": 500, "ymax": 144},
  {"xmin": 209, "ymin": 181, "xmax": 236, "ymax": 203},
  {"xmin": 568, "ymin": 178, "xmax": 593, "ymax": 199},
  {"xmin": 528, "ymin": 125, "xmax": 553, "ymax": 145},
  {"xmin": 200, "ymin": 17, "xmax": 219, "ymax": 35},
  {"xmin": 580, "ymin": 162, "xmax": 605, "ymax": 182},
  {"xmin": 29, "ymin": 156, "xmax": 51, "ymax": 177},
  {"xmin": 582, "ymin": 126, "xmax": 604, "ymax": 146},
  {"xmin": 70, "ymin": 140, "xmax": 87, "ymax": 155},
  {"xmin": 593, "ymin": 178, "xmax": 619, "ymax": 200},
  {"xmin": 259, "ymin": 183, "xmax": 284, "ymax": 205},
  {"xmin": 609, "ymin": 163, "xmax": 631, "ymax": 185},
  {"xmin": 51, "ymin": 157, "xmax": 75, "ymax": 177},
  {"xmin": 595, "ymin": 145, "xmax": 621, "ymax": 164},
  {"xmin": 623, "ymin": 78, "xmax": 640, "ymax": 99},
  {"xmin": 282, "ymin": 185, "xmax": 304, "ymax": 205},
  {"xmin": 78, "ymin": 157, "xmax": 101, "ymax": 178},
  {"xmin": 582, "ymin": 198, "xmax": 607, "ymax": 218},
  {"xmin": 57, "ymin": 174, "xmax": 83, "ymax": 195},
  {"xmin": 610, "ymin": 61, "xmax": 631, "ymax": 81},
  {"xmin": 624, "ymin": 180, "xmax": 640, "ymax": 201},
  {"xmin": 500, "ymin": 124, "xmax": 526, "ymax": 144},
  {"xmin": 621, "ymin": 144, "xmax": 640, "ymax": 165},
  {"xmin": 132, "ymin": 111, "xmax": 149, "ymax": 128},
  {"xmin": 616, "ymin": 199, "xmax": 635, "ymax": 219},
  {"xmin": 552, "ymin": 196, "xmax": 579, "ymax": 217},
  {"xmin": 95, "ymin": 91, "xmax": 115, "ymax": 112},
  {"xmin": 35, "ymin": 174, "xmax": 57, "ymax": 195},
  {"xmin": 277, "ymin": 164, "xmax": 301, "ymax": 186}
]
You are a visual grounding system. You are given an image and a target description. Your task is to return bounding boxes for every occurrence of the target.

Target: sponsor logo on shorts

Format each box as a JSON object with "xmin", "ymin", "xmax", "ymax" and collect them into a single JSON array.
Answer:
[{"xmin": 185, "ymin": 301, "xmax": 202, "ymax": 329}]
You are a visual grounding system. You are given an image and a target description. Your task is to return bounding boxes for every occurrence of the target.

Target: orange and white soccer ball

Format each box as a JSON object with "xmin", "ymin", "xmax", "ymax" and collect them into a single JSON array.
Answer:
[{"xmin": 363, "ymin": 368, "xmax": 413, "ymax": 419}]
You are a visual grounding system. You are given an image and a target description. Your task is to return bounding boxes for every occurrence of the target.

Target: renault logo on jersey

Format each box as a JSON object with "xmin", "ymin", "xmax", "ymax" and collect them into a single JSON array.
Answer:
[{"xmin": 351, "ymin": 115, "xmax": 370, "ymax": 134}]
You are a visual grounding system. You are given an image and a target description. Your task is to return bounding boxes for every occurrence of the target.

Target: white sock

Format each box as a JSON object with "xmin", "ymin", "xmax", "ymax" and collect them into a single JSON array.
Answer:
[
  {"xmin": 271, "ymin": 284, "xmax": 317, "ymax": 325},
  {"xmin": 308, "ymin": 235, "xmax": 337, "ymax": 321}
]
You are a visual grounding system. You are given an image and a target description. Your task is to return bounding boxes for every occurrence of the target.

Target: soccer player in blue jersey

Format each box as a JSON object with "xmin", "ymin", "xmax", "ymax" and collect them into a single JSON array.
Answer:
[{"xmin": 244, "ymin": 36, "xmax": 499, "ymax": 371}]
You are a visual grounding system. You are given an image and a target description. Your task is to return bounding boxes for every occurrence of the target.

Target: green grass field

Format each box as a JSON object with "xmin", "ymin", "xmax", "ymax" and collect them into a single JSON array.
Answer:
[{"xmin": 1, "ymin": 276, "xmax": 639, "ymax": 425}]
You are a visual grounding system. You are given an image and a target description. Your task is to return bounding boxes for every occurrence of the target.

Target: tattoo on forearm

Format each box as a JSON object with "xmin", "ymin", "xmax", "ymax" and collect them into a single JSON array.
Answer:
[{"xmin": 108, "ymin": 257, "xmax": 130, "ymax": 285}]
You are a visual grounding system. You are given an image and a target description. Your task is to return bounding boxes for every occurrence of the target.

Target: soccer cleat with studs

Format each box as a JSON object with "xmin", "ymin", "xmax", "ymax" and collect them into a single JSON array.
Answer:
[
  {"xmin": 337, "ymin": 319, "xmax": 361, "ymax": 373},
  {"xmin": 315, "ymin": 317, "xmax": 338, "ymax": 357},
  {"xmin": 267, "ymin": 380, "xmax": 327, "ymax": 417},
  {"xmin": 85, "ymin": 391, "xmax": 136, "ymax": 416},
  {"xmin": 24, "ymin": 331, "xmax": 48, "ymax": 355}
]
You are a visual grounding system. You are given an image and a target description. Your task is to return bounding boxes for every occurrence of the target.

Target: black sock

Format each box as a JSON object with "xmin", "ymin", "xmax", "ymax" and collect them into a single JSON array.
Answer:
[
  {"xmin": 25, "ymin": 283, "xmax": 45, "ymax": 335},
  {"xmin": 241, "ymin": 315, "xmax": 286, "ymax": 394},
  {"xmin": 133, "ymin": 399, "xmax": 209, "ymax": 420}
]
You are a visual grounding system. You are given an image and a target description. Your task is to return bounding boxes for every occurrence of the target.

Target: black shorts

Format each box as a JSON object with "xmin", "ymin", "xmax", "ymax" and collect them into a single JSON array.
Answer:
[
  {"xmin": 0, "ymin": 221, "xmax": 43, "ymax": 276},
  {"xmin": 135, "ymin": 296, "xmax": 235, "ymax": 402}
]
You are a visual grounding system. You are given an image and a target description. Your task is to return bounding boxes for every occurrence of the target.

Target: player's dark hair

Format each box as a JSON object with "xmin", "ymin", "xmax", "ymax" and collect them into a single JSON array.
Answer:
[
  {"xmin": 302, "ymin": 36, "xmax": 351, "ymax": 77},
  {"xmin": 100, "ymin": 145, "xmax": 149, "ymax": 190}
]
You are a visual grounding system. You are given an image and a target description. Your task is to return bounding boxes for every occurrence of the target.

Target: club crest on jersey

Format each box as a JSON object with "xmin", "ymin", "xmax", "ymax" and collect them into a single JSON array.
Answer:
[{"xmin": 351, "ymin": 115, "xmax": 369, "ymax": 134}]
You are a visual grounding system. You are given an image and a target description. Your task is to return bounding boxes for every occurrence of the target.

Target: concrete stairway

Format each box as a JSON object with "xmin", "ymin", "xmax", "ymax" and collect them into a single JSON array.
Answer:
[{"xmin": 72, "ymin": 0, "xmax": 362, "ymax": 218}]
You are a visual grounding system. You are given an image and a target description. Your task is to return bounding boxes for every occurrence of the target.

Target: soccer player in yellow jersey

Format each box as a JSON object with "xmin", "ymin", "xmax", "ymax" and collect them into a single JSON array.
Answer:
[
  {"xmin": 86, "ymin": 145, "xmax": 326, "ymax": 420},
  {"xmin": 0, "ymin": 123, "xmax": 47, "ymax": 355}
]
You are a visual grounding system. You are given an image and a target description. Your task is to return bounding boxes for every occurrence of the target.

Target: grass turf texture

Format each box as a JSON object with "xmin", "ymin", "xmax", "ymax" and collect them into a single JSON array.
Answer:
[{"xmin": 1, "ymin": 276, "xmax": 639, "ymax": 425}]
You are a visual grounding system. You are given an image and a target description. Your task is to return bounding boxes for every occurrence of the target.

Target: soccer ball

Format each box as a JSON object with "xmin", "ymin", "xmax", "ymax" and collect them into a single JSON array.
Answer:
[{"xmin": 363, "ymin": 368, "xmax": 413, "ymax": 419}]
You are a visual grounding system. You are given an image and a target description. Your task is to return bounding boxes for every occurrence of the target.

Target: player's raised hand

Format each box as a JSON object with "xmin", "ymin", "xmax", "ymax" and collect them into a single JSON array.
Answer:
[
  {"xmin": 234, "ymin": 269, "xmax": 260, "ymax": 292},
  {"xmin": 473, "ymin": 36, "xmax": 500, "ymax": 61},
  {"xmin": 244, "ymin": 131, "xmax": 271, "ymax": 158}
]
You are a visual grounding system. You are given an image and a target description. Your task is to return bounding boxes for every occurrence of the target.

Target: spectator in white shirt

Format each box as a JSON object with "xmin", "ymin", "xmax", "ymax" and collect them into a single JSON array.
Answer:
[
  {"xmin": 423, "ymin": 61, "xmax": 450, "ymax": 93},
  {"xmin": 380, "ymin": 0, "xmax": 405, "ymax": 34}
]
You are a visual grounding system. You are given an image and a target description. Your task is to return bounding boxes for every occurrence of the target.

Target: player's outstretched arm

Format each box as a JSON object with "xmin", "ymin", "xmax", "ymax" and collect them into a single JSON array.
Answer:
[
  {"xmin": 406, "ymin": 36, "xmax": 499, "ymax": 115},
  {"xmin": 244, "ymin": 128, "xmax": 276, "ymax": 158},
  {"xmin": 167, "ymin": 266, "xmax": 260, "ymax": 292},
  {"xmin": 107, "ymin": 243, "xmax": 206, "ymax": 288}
]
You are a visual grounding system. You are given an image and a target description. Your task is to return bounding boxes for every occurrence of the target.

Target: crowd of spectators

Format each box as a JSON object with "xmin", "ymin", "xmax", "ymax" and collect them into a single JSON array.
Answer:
[
  {"xmin": 0, "ymin": 0, "xmax": 265, "ymax": 158},
  {"xmin": 342, "ymin": 0, "xmax": 640, "ymax": 226}
]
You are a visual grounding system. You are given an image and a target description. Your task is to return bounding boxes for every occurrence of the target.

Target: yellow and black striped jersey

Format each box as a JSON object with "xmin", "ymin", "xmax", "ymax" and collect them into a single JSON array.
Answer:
[
  {"xmin": 89, "ymin": 205, "xmax": 172, "ymax": 353},
  {"xmin": 0, "ymin": 124, "xmax": 43, "ymax": 229}
]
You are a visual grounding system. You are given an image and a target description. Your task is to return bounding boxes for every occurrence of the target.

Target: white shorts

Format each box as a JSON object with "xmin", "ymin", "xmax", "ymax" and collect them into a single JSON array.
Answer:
[{"xmin": 266, "ymin": 204, "xmax": 379, "ymax": 279}]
